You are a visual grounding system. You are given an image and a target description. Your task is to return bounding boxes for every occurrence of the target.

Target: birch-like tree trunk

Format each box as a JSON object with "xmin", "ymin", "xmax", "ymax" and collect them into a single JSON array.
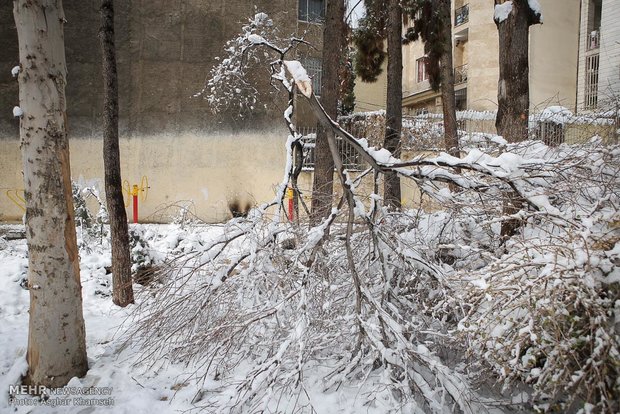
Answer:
[
  {"xmin": 310, "ymin": 0, "xmax": 345, "ymax": 225},
  {"xmin": 13, "ymin": 0, "xmax": 88, "ymax": 388},
  {"xmin": 383, "ymin": 0, "xmax": 403, "ymax": 210},
  {"xmin": 99, "ymin": 0, "xmax": 134, "ymax": 307}
]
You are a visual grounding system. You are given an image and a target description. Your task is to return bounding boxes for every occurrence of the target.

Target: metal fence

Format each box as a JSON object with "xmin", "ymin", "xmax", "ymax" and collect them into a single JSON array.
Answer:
[
  {"xmin": 297, "ymin": 110, "xmax": 618, "ymax": 172},
  {"xmin": 405, "ymin": 111, "xmax": 619, "ymax": 147},
  {"xmin": 297, "ymin": 127, "xmax": 366, "ymax": 171}
]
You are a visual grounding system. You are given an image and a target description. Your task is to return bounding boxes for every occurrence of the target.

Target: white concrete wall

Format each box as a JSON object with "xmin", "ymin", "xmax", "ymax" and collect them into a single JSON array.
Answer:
[
  {"xmin": 466, "ymin": 0, "xmax": 500, "ymax": 112},
  {"xmin": 353, "ymin": 53, "xmax": 388, "ymax": 112},
  {"xmin": 1, "ymin": 131, "xmax": 289, "ymax": 223},
  {"xmin": 530, "ymin": 0, "xmax": 580, "ymax": 112}
]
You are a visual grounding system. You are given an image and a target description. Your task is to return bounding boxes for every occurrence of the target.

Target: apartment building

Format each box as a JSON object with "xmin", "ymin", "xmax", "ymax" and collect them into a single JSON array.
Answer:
[
  {"xmin": 402, "ymin": 0, "xmax": 581, "ymax": 115},
  {"xmin": 577, "ymin": 0, "xmax": 620, "ymax": 111}
]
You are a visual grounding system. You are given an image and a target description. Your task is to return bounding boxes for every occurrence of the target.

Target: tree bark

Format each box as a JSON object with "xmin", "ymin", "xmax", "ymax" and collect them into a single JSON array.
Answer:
[
  {"xmin": 494, "ymin": 0, "xmax": 541, "ymax": 143},
  {"xmin": 99, "ymin": 0, "xmax": 134, "ymax": 307},
  {"xmin": 310, "ymin": 0, "xmax": 345, "ymax": 225},
  {"xmin": 438, "ymin": 0, "xmax": 459, "ymax": 159},
  {"xmin": 383, "ymin": 0, "xmax": 403, "ymax": 210},
  {"xmin": 14, "ymin": 0, "xmax": 88, "ymax": 388},
  {"xmin": 494, "ymin": 0, "xmax": 541, "ymax": 239}
]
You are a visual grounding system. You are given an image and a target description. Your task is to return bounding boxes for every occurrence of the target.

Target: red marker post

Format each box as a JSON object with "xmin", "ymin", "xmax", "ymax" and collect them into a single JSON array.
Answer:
[
  {"xmin": 286, "ymin": 187, "xmax": 294, "ymax": 222},
  {"xmin": 132, "ymin": 184, "xmax": 139, "ymax": 223}
]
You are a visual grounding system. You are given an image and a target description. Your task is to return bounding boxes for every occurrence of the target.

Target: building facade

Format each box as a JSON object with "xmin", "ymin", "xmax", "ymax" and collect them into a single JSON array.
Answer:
[
  {"xmin": 0, "ymin": 0, "xmax": 326, "ymax": 222},
  {"xmin": 402, "ymin": 0, "xmax": 581, "ymax": 115},
  {"xmin": 576, "ymin": 0, "xmax": 620, "ymax": 111}
]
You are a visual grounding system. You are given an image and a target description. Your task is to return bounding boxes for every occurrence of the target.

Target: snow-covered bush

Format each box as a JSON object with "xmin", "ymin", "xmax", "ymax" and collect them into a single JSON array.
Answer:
[
  {"xmin": 129, "ymin": 226, "xmax": 154, "ymax": 276},
  {"xmin": 126, "ymin": 140, "xmax": 619, "ymax": 413},
  {"xmin": 444, "ymin": 142, "xmax": 620, "ymax": 413},
  {"xmin": 72, "ymin": 182, "xmax": 108, "ymax": 252}
]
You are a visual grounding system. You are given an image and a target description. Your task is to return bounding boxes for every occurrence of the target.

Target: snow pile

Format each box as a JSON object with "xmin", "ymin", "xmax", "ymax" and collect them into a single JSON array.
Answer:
[
  {"xmin": 282, "ymin": 60, "xmax": 311, "ymax": 83},
  {"xmin": 493, "ymin": 1, "xmax": 542, "ymax": 25},
  {"xmin": 535, "ymin": 105, "xmax": 573, "ymax": 124},
  {"xmin": 283, "ymin": 60, "xmax": 313, "ymax": 98},
  {"xmin": 494, "ymin": 1, "xmax": 513, "ymax": 23}
]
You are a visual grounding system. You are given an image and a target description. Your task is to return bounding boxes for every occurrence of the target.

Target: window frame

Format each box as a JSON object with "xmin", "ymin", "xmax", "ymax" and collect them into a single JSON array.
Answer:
[
  {"xmin": 416, "ymin": 57, "xmax": 429, "ymax": 83},
  {"xmin": 298, "ymin": 0, "xmax": 326, "ymax": 23},
  {"xmin": 301, "ymin": 57, "xmax": 323, "ymax": 96}
]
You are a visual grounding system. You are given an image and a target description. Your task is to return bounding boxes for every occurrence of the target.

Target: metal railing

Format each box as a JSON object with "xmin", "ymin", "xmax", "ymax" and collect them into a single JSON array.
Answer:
[
  {"xmin": 455, "ymin": 4, "xmax": 469, "ymax": 27},
  {"xmin": 454, "ymin": 64, "xmax": 468, "ymax": 85},
  {"xmin": 587, "ymin": 29, "xmax": 600, "ymax": 51},
  {"xmin": 584, "ymin": 54, "xmax": 600, "ymax": 110},
  {"xmin": 298, "ymin": 127, "xmax": 366, "ymax": 171}
]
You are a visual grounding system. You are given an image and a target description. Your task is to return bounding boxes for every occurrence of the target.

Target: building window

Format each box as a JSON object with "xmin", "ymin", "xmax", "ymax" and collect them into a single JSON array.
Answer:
[
  {"xmin": 302, "ymin": 57, "xmax": 322, "ymax": 95},
  {"xmin": 417, "ymin": 57, "xmax": 429, "ymax": 83},
  {"xmin": 298, "ymin": 0, "xmax": 325, "ymax": 23},
  {"xmin": 455, "ymin": 88, "xmax": 467, "ymax": 111},
  {"xmin": 585, "ymin": 54, "xmax": 599, "ymax": 109},
  {"xmin": 586, "ymin": 0, "xmax": 602, "ymax": 51},
  {"xmin": 454, "ymin": 63, "xmax": 468, "ymax": 85},
  {"xmin": 454, "ymin": 4, "xmax": 469, "ymax": 27}
]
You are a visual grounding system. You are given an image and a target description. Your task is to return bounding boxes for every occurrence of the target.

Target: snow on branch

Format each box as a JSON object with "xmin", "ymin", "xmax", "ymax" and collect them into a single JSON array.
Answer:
[
  {"xmin": 127, "ymin": 12, "xmax": 619, "ymax": 413},
  {"xmin": 194, "ymin": 12, "xmax": 278, "ymax": 116}
]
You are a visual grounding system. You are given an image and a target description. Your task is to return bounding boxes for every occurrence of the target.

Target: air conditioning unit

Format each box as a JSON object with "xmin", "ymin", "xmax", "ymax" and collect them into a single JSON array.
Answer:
[{"xmin": 435, "ymin": 97, "xmax": 442, "ymax": 106}]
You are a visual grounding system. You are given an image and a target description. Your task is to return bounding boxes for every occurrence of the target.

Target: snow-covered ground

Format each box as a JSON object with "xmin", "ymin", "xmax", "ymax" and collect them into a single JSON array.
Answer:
[
  {"xmin": 1, "ymin": 138, "xmax": 618, "ymax": 413},
  {"xmin": 0, "ymin": 224, "xmax": 392, "ymax": 414},
  {"xmin": 1, "ymin": 224, "xmax": 203, "ymax": 413}
]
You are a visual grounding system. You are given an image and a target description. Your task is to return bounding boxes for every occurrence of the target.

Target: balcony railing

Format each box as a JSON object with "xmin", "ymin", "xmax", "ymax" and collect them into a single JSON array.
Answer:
[
  {"xmin": 454, "ymin": 64, "xmax": 468, "ymax": 85},
  {"xmin": 587, "ymin": 29, "xmax": 600, "ymax": 51},
  {"xmin": 455, "ymin": 4, "xmax": 469, "ymax": 27}
]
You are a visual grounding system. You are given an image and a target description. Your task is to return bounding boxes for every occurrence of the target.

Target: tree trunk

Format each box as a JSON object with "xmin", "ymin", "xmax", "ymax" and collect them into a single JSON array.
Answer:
[
  {"xmin": 100, "ymin": 0, "xmax": 134, "ymax": 307},
  {"xmin": 14, "ymin": 0, "xmax": 88, "ymax": 388},
  {"xmin": 310, "ymin": 0, "xmax": 345, "ymax": 225},
  {"xmin": 438, "ymin": 0, "xmax": 459, "ymax": 159},
  {"xmin": 494, "ymin": 0, "xmax": 541, "ymax": 239},
  {"xmin": 383, "ymin": 0, "xmax": 402, "ymax": 210},
  {"xmin": 494, "ymin": 0, "xmax": 540, "ymax": 143}
]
